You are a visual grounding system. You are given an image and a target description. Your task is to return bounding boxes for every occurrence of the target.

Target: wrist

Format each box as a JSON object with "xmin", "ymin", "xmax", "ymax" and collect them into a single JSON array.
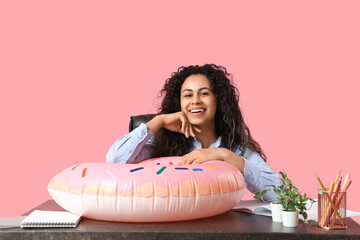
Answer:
[
  {"xmin": 219, "ymin": 148, "xmax": 231, "ymax": 160},
  {"xmin": 219, "ymin": 148, "xmax": 245, "ymax": 173},
  {"xmin": 146, "ymin": 115, "xmax": 165, "ymax": 133},
  {"xmin": 157, "ymin": 114, "xmax": 167, "ymax": 126}
]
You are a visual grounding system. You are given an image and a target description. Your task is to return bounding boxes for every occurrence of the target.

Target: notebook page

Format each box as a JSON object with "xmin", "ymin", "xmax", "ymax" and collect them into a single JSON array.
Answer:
[{"xmin": 21, "ymin": 210, "xmax": 82, "ymax": 228}]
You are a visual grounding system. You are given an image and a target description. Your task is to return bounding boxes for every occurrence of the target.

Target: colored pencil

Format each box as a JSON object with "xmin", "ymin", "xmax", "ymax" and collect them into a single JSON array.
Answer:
[
  {"xmin": 330, "ymin": 179, "xmax": 352, "ymax": 225},
  {"xmin": 325, "ymin": 177, "xmax": 342, "ymax": 226},
  {"xmin": 320, "ymin": 180, "xmax": 334, "ymax": 226},
  {"xmin": 315, "ymin": 173, "xmax": 345, "ymax": 227}
]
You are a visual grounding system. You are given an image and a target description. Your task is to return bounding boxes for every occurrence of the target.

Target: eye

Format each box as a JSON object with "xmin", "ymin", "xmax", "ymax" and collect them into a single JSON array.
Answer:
[
  {"xmin": 184, "ymin": 94, "xmax": 192, "ymax": 98},
  {"xmin": 201, "ymin": 92, "xmax": 209, "ymax": 96}
]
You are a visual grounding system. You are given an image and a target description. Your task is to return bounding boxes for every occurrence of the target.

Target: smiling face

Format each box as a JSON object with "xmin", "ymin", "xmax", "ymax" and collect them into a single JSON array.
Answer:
[{"xmin": 180, "ymin": 74, "xmax": 217, "ymax": 128}]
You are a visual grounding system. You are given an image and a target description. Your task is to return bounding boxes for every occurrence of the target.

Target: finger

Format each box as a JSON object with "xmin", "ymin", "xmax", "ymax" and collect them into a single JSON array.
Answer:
[
  {"xmin": 183, "ymin": 153, "xmax": 197, "ymax": 165},
  {"xmin": 184, "ymin": 121, "xmax": 189, "ymax": 138},
  {"xmin": 182, "ymin": 158, "xmax": 190, "ymax": 165},
  {"xmin": 179, "ymin": 155, "xmax": 187, "ymax": 165},
  {"xmin": 180, "ymin": 115, "xmax": 186, "ymax": 134},
  {"xmin": 184, "ymin": 118, "xmax": 194, "ymax": 138},
  {"xmin": 189, "ymin": 125, "xmax": 196, "ymax": 138},
  {"xmin": 193, "ymin": 126, "xmax": 201, "ymax": 132},
  {"xmin": 193, "ymin": 158, "xmax": 207, "ymax": 165},
  {"xmin": 185, "ymin": 157, "xmax": 197, "ymax": 165},
  {"xmin": 183, "ymin": 113, "xmax": 191, "ymax": 138},
  {"xmin": 186, "ymin": 123, "xmax": 191, "ymax": 138},
  {"xmin": 192, "ymin": 159, "xmax": 202, "ymax": 165},
  {"xmin": 180, "ymin": 114, "xmax": 189, "ymax": 138}
]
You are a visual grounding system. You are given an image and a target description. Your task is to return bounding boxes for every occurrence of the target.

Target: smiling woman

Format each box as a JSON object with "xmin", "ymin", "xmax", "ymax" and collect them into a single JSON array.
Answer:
[{"xmin": 106, "ymin": 64, "xmax": 282, "ymax": 201}]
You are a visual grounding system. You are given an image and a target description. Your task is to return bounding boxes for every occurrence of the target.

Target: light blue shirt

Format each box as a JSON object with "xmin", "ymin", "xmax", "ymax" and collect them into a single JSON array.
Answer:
[{"xmin": 106, "ymin": 123, "xmax": 281, "ymax": 201}]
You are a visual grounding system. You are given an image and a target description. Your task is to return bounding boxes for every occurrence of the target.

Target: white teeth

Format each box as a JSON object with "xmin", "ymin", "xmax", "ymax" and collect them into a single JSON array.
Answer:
[{"xmin": 190, "ymin": 109, "xmax": 204, "ymax": 113}]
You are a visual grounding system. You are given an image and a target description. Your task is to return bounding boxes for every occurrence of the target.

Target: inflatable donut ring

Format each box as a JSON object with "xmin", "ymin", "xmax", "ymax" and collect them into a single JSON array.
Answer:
[{"xmin": 48, "ymin": 156, "xmax": 245, "ymax": 222}]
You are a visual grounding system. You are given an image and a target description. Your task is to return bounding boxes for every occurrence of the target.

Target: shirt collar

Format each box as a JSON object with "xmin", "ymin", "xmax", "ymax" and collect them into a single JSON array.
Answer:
[{"xmin": 192, "ymin": 136, "xmax": 222, "ymax": 149}]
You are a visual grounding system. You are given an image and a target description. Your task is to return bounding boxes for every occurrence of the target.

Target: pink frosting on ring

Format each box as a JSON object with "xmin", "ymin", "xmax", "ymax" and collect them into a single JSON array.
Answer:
[{"xmin": 49, "ymin": 156, "xmax": 244, "ymax": 194}]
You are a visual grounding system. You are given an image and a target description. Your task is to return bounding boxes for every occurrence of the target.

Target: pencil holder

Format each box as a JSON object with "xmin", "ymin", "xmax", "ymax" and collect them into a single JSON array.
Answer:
[{"xmin": 318, "ymin": 189, "xmax": 347, "ymax": 229}]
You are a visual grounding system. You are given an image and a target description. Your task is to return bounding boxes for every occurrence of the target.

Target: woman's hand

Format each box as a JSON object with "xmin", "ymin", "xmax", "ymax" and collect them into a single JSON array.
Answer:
[
  {"xmin": 146, "ymin": 112, "xmax": 201, "ymax": 138},
  {"xmin": 179, "ymin": 148, "xmax": 222, "ymax": 165},
  {"xmin": 179, "ymin": 148, "xmax": 246, "ymax": 173},
  {"xmin": 162, "ymin": 112, "xmax": 201, "ymax": 138}
]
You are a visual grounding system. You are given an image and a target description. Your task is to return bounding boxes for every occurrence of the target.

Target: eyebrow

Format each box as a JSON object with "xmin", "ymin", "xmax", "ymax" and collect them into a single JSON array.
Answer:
[{"xmin": 182, "ymin": 87, "xmax": 211, "ymax": 93}]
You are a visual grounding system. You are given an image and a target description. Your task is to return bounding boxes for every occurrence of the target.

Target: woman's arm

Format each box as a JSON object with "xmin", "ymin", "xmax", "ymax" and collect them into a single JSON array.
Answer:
[
  {"xmin": 240, "ymin": 149, "xmax": 282, "ymax": 201},
  {"xmin": 107, "ymin": 112, "xmax": 199, "ymax": 164},
  {"xmin": 180, "ymin": 147, "xmax": 281, "ymax": 201},
  {"xmin": 106, "ymin": 123, "xmax": 154, "ymax": 164}
]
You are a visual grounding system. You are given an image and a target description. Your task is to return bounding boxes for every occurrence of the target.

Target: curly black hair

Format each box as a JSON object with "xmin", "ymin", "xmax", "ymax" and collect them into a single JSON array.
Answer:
[{"xmin": 152, "ymin": 64, "xmax": 267, "ymax": 161}]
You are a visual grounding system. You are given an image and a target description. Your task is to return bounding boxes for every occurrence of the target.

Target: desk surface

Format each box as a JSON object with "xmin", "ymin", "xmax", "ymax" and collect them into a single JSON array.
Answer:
[{"xmin": 1, "ymin": 200, "xmax": 360, "ymax": 240}]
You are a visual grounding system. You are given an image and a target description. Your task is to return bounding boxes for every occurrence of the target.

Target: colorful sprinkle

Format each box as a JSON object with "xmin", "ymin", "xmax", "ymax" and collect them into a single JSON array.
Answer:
[
  {"xmin": 169, "ymin": 162, "xmax": 174, "ymax": 165},
  {"xmin": 130, "ymin": 167, "xmax": 144, "ymax": 172},
  {"xmin": 206, "ymin": 165, "xmax": 219, "ymax": 169},
  {"xmin": 151, "ymin": 158, "xmax": 161, "ymax": 161},
  {"xmin": 71, "ymin": 164, "xmax": 81, "ymax": 171},
  {"xmin": 156, "ymin": 163, "xmax": 160, "ymax": 165},
  {"xmin": 156, "ymin": 166, "xmax": 166, "ymax": 175},
  {"xmin": 175, "ymin": 167, "xmax": 188, "ymax": 170},
  {"xmin": 233, "ymin": 168, "xmax": 238, "ymax": 171},
  {"xmin": 82, "ymin": 168, "xmax": 88, "ymax": 178},
  {"xmin": 192, "ymin": 168, "xmax": 203, "ymax": 171}
]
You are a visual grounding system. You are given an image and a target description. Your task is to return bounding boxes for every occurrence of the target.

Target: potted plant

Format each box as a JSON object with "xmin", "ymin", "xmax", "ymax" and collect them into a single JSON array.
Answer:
[
  {"xmin": 254, "ymin": 170, "xmax": 315, "ymax": 227},
  {"xmin": 254, "ymin": 187, "xmax": 284, "ymax": 222}
]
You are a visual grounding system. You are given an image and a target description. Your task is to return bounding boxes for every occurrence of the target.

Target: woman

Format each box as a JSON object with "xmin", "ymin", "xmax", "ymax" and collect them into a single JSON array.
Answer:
[{"xmin": 106, "ymin": 64, "xmax": 281, "ymax": 200}]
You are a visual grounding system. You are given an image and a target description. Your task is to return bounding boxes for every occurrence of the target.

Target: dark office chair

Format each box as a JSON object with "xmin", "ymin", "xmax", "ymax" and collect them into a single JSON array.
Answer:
[{"xmin": 129, "ymin": 114, "xmax": 157, "ymax": 132}]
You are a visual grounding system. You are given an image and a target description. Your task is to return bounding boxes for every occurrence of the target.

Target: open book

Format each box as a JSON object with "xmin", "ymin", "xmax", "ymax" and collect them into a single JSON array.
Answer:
[
  {"xmin": 232, "ymin": 199, "xmax": 272, "ymax": 217},
  {"xmin": 233, "ymin": 199, "xmax": 360, "ymax": 221}
]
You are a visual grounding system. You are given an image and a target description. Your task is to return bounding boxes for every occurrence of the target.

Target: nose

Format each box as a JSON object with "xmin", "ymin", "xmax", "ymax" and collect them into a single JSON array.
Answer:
[{"xmin": 191, "ymin": 94, "xmax": 202, "ymax": 104}]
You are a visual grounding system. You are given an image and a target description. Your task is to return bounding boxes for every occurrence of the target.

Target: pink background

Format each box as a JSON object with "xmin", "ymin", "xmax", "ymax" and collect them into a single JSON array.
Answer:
[{"xmin": 1, "ymin": 0, "xmax": 360, "ymax": 222}]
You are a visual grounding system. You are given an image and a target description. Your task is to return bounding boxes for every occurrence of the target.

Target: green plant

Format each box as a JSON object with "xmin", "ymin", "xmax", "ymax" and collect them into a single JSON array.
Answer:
[{"xmin": 254, "ymin": 170, "xmax": 316, "ymax": 224}]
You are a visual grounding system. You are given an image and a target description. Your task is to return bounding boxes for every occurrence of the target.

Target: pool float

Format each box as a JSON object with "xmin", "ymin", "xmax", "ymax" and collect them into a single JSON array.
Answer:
[{"xmin": 48, "ymin": 156, "xmax": 245, "ymax": 222}]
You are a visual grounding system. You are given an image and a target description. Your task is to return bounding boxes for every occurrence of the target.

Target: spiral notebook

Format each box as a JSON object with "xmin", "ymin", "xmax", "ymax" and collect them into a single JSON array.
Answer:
[{"xmin": 21, "ymin": 210, "xmax": 83, "ymax": 228}]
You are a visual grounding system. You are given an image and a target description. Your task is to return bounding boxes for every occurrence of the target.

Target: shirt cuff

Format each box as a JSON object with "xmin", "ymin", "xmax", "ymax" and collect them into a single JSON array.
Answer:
[
  {"xmin": 136, "ymin": 123, "xmax": 154, "ymax": 141},
  {"xmin": 243, "ymin": 157, "xmax": 261, "ymax": 189},
  {"xmin": 126, "ymin": 123, "xmax": 154, "ymax": 163}
]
